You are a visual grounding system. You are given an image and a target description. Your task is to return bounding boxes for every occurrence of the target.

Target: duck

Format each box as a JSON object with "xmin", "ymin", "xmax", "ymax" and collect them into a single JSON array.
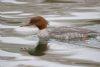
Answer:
[{"xmin": 21, "ymin": 16, "xmax": 100, "ymax": 42}]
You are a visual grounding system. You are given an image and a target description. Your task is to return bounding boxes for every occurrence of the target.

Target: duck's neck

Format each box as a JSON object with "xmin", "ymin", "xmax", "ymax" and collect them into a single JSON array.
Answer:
[{"xmin": 37, "ymin": 28, "xmax": 49, "ymax": 38}]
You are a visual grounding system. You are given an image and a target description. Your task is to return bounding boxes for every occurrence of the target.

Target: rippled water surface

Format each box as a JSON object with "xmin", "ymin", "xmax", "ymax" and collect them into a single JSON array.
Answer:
[{"xmin": 0, "ymin": 0, "xmax": 100, "ymax": 67}]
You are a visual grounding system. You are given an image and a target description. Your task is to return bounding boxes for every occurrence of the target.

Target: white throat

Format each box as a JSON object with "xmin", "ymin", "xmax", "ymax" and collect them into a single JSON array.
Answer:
[{"xmin": 37, "ymin": 29, "xmax": 49, "ymax": 38}]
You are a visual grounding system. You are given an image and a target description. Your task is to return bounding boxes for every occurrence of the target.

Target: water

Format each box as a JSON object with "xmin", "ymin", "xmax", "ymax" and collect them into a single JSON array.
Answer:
[{"xmin": 0, "ymin": 0, "xmax": 100, "ymax": 67}]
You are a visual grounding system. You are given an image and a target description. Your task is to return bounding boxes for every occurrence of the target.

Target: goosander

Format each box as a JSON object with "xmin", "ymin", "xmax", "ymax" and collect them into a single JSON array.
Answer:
[{"xmin": 21, "ymin": 16, "xmax": 100, "ymax": 41}]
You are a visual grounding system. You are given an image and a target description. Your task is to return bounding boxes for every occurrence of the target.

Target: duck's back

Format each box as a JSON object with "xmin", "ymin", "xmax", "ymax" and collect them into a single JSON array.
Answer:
[{"xmin": 49, "ymin": 27, "xmax": 99, "ymax": 41}]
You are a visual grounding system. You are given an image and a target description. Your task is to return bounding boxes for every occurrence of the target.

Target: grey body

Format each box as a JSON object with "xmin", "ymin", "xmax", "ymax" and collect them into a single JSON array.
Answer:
[
  {"xmin": 38, "ymin": 26, "xmax": 100, "ymax": 41},
  {"xmin": 49, "ymin": 27, "xmax": 99, "ymax": 40}
]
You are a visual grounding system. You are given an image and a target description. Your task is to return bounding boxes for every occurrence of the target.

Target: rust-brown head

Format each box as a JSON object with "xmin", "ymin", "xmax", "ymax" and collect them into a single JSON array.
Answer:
[{"xmin": 21, "ymin": 16, "xmax": 48, "ymax": 30}]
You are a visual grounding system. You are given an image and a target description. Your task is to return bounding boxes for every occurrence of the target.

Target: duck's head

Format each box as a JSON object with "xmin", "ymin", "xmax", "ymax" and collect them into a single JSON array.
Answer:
[{"xmin": 21, "ymin": 16, "xmax": 48, "ymax": 30}]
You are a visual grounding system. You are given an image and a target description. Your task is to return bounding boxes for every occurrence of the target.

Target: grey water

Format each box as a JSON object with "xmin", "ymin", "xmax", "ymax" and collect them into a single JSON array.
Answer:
[{"xmin": 0, "ymin": 0, "xmax": 100, "ymax": 67}]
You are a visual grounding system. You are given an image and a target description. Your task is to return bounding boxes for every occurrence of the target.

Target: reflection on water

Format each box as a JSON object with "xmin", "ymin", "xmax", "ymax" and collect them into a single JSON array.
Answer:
[
  {"xmin": 0, "ymin": 0, "xmax": 100, "ymax": 67},
  {"xmin": 27, "ymin": 38, "xmax": 48, "ymax": 56}
]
